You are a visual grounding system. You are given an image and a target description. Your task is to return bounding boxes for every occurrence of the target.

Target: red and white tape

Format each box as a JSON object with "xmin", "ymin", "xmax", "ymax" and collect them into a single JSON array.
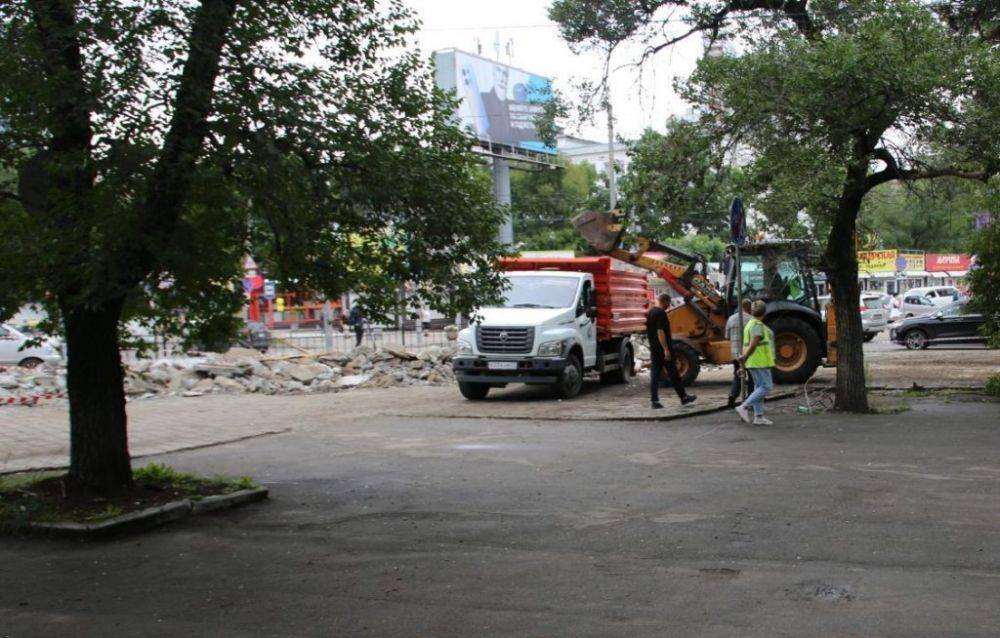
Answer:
[{"xmin": 0, "ymin": 392, "xmax": 66, "ymax": 406}]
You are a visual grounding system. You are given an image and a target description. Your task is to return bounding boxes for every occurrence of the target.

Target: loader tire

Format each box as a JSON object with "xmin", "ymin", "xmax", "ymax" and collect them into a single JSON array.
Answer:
[{"xmin": 767, "ymin": 316, "xmax": 822, "ymax": 384}]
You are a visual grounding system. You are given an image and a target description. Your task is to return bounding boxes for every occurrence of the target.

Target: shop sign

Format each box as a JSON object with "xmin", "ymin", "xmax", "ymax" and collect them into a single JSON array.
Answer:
[
  {"xmin": 926, "ymin": 253, "xmax": 971, "ymax": 272},
  {"xmin": 857, "ymin": 249, "xmax": 897, "ymax": 273}
]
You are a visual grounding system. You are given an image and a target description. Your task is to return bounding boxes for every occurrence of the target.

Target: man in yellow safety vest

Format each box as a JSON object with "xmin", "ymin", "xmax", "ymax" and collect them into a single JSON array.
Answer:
[{"xmin": 735, "ymin": 300, "xmax": 776, "ymax": 426}]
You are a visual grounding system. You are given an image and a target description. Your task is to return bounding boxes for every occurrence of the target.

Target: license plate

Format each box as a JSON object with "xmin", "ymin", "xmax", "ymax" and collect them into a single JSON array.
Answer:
[{"xmin": 487, "ymin": 361, "xmax": 518, "ymax": 370}]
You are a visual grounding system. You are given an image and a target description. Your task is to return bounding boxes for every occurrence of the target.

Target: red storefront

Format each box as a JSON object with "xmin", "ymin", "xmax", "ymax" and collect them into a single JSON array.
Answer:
[{"xmin": 925, "ymin": 253, "xmax": 972, "ymax": 287}]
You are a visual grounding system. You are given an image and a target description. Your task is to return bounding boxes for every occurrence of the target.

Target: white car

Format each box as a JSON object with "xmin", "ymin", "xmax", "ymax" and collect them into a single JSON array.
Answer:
[
  {"xmin": 899, "ymin": 293, "xmax": 939, "ymax": 318},
  {"xmin": 0, "ymin": 324, "xmax": 63, "ymax": 368},
  {"xmin": 904, "ymin": 286, "xmax": 960, "ymax": 308}
]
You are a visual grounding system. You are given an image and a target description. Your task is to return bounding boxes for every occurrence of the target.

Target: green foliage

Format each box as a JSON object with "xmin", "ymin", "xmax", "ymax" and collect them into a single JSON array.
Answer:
[
  {"xmin": 512, "ymin": 160, "xmax": 609, "ymax": 252},
  {"xmin": 660, "ymin": 235, "xmax": 728, "ymax": 262},
  {"xmin": 0, "ymin": 0, "xmax": 508, "ymax": 336},
  {"xmin": 861, "ymin": 179, "xmax": 989, "ymax": 251},
  {"xmin": 133, "ymin": 464, "xmax": 257, "ymax": 494},
  {"xmin": 621, "ymin": 122, "xmax": 742, "ymax": 238},
  {"xmin": 986, "ymin": 373, "xmax": 1000, "ymax": 397},
  {"xmin": 967, "ymin": 204, "xmax": 1000, "ymax": 347}
]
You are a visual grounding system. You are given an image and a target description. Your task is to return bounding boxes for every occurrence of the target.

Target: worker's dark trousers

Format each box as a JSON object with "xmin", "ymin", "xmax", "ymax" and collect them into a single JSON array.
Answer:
[
  {"xmin": 650, "ymin": 350, "xmax": 686, "ymax": 403},
  {"xmin": 729, "ymin": 361, "xmax": 754, "ymax": 401},
  {"xmin": 354, "ymin": 325, "xmax": 364, "ymax": 347}
]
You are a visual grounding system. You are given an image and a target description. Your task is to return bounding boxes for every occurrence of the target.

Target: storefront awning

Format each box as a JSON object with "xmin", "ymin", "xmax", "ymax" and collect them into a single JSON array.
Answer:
[
  {"xmin": 903, "ymin": 271, "xmax": 931, "ymax": 277},
  {"xmin": 945, "ymin": 270, "xmax": 969, "ymax": 277}
]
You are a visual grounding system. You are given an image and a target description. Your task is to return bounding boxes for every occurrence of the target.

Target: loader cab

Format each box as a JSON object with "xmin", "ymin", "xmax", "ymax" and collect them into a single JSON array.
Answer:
[
  {"xmin": 725, "ymin": 242, "xmax": 820, "ymax": 312},
  {"xmin": 724, "ymin": 241, "xmax": 826, "ymax": 384}
]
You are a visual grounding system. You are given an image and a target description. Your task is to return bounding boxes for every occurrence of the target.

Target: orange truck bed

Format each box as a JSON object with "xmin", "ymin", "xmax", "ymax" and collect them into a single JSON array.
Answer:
[{"xmin": 498, "ymin": 257, "xmax": 649, "ymax": 340}]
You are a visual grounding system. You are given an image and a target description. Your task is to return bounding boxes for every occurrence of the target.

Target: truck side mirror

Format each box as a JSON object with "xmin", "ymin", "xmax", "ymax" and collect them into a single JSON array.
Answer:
[{"xmin": 586, "ymin": 305, "xmax": 597, "ymax": 319}]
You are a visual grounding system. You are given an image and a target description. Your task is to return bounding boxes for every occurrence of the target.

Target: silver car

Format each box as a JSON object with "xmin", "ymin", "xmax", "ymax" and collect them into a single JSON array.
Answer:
[
  {"xmin": 899, "ymin": 293, "xmax": 938, "ymax": 319},
  {"xmin": 860, "ymin": 295, "xmax": 887, "ymax": 341},
  {"xmin": 0, "ymin": 324, "xmax": 63, "ymax": 367},
  {"xmin": 816, "ymin": 294, "xmax": 887, "ymax": 342}
]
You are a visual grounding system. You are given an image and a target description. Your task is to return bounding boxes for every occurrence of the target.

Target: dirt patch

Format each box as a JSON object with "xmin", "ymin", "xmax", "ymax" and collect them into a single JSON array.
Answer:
[{"xmin": 0, "ymin": 464, "xmax": 255, "ymax": 529}]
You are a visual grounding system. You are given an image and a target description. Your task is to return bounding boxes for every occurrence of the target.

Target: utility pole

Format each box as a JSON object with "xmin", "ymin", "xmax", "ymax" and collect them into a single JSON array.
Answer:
[
  {"xmin": 494, "ymin": 157, "xmax": 513, "ymax": 244},
  {"xmin": 606, "ymin": 99, "xmax": 618, "ymax": 210}
]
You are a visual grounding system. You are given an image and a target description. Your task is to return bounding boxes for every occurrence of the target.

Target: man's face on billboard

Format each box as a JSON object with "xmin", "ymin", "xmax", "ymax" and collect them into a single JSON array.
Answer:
[{"xmin": 493, "ymin": 65, "xmax": 508, "ymax": 98}]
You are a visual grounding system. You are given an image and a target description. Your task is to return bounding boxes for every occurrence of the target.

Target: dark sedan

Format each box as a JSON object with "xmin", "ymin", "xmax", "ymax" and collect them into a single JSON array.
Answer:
[{"xmin": 889, "ymin": 301, "xmax": 986, "ymax": 350}]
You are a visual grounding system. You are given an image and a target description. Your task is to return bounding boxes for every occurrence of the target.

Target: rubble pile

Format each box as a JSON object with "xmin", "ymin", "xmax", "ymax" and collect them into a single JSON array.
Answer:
[{"xmin": 0, "ymin": 345, "xmax": 458, "ymax": 403}]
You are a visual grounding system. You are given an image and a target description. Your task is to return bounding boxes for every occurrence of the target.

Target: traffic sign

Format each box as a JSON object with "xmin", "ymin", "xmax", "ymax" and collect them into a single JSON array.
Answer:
[{"xmin": 263, "ymin": 281, "xmax": 276, "ymax": 300}]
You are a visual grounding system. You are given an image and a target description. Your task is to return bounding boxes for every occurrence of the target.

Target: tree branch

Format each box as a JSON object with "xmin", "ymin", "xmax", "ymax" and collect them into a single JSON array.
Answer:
[
  {"xmin": 866, "ymin": 148, "xmax": 992, "ymax": 191},
  {"xmin": 129, "ymin": 0, "xmax": 239, "ymax": 282}
]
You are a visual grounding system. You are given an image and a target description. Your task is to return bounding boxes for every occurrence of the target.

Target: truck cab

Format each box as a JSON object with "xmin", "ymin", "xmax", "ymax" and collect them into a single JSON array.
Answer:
[
  {"xmin": 453, "ymin": 260, "xmax": 645, "ymax": 400},
  {"xmin": 453, "ymin": 271, "xmax": 596, "ymax": 400}
]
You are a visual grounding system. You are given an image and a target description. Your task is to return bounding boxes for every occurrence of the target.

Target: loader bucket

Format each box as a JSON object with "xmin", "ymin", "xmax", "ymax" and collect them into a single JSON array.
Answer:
[{"xmin": 573, "ymin": 210, "xmax": 625, "ymax": 253}]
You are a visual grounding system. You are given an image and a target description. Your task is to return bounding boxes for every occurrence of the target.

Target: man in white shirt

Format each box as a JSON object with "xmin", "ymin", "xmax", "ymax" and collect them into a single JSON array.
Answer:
[{"xmin": 726, "ymin": 299, "xmax": 754, "ymax": 408}]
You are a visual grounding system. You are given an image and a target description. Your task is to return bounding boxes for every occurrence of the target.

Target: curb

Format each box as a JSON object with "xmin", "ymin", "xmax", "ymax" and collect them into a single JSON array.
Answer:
[
  {"xmin": 0, "ymin": 429, "xmax": 290, "ymax": 476},
  {"xmin": 24, "ymin": 487, "xmax": 268, "ymax": 539},
  {"xmin": 386, "ymin": 390, "xmax": 800, "ymax": 423}
]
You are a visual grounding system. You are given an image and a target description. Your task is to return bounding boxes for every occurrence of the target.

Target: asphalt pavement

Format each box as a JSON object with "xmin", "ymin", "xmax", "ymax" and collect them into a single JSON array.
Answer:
[{"xmin": 2, "ymin": 394, "xmax": 998, "ymax": 637}]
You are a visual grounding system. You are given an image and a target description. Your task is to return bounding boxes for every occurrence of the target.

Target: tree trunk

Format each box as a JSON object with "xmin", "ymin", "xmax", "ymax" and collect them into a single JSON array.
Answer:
[
  {"xmin": 63, "ymin": 297, "xmax": 132, "ymax": 493},
  {"xmin": 825, "ymin": 160, "xmax": 871, "ymax": 413}
]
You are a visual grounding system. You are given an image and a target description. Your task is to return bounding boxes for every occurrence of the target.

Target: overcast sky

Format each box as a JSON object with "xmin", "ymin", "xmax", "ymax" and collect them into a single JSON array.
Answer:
[{"xmin": 409, "ymin": 0, "xmax": 705, "ymax": 142}]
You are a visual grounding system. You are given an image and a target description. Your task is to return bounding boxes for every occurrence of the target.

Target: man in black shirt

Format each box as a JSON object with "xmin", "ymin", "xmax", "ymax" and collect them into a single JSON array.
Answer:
[{"xmin": 646, "ymin": 293, "xmax": 697, "ymax": 409}]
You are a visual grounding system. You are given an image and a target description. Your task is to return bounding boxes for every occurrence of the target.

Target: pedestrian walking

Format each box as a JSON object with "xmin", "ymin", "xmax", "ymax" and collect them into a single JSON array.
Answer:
[
  {"xmin": 348, "ymin": 303, "xmax": 364, "ymax": 348},
  {"xmin": 726, "ymin": 298, "xmax": 754, "ymax": 408},
  {"xmin": 646, "ymin": 293, "xmax": 697, "ymax": 409},
  {"xmin": 735, "ymin": 300, "xmax": 775, "ymax": 425}
]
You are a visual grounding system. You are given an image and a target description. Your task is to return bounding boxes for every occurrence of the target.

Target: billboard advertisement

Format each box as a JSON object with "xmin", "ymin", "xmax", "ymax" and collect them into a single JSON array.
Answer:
[
  {"xmin": 857, "ymin": 249, "xmax": 897, "ymax": 273},
  {"xmin": 898, "ymin": 252, "xmax": 925, "ymax": 272},
  {"xmin": 926, "ymin": 253, "xmax": 972, "ymax": 272},
  {"xmin": 434, "ymin": 49, "xmax": 555, "ymax": 154}
]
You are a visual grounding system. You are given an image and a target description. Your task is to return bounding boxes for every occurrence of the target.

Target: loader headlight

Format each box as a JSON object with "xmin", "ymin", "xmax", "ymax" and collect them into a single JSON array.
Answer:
[
  {"xmin": 537, "ymin": 340, "xmax": 564, "ymax": 357},
  {"xmin": 456, "ymin": 339, "xmax": 473, "ymax": 354}
]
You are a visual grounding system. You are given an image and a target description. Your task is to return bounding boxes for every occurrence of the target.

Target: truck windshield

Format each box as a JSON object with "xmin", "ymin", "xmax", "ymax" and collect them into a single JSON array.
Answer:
[{"xmin": 501, "ymin": 276, "xmax": 579, "ymax": 309}]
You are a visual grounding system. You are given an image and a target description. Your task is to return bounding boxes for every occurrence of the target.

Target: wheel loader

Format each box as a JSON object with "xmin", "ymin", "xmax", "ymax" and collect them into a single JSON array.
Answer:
[{"xmin": 573, "ymin": 210, "xmax": 837, "ymax": 386}]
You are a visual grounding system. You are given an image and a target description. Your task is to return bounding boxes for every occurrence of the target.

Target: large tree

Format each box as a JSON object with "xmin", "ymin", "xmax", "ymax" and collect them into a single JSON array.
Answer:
[
  {"xmin": 0, "ymin": 0, "xmax": 507, "ymax": 493},
  {"xmin": 551, "ymin": 0, "xmax": 1000, "ymax": 412},
  {"xmin": 512, "ymin": 160, "xmax": 609, "ymax": 252},
  {"xmin": 620, "ymin": 120, "xmax": 743, "ymax": 239}
]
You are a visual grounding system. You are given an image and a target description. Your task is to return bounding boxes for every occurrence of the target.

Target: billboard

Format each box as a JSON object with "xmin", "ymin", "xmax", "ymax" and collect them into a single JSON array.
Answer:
[
  {"xmin": 857, "ymin": 249, "xmax": 897, "ymax": 273},
  {"xmin": 898, "ymin": 252, "xmax": 925, "ymax": 272},
  {"xmin": 926, "ymin": 253, "xmax": 972, "ymax": 272},
  {"xmin": 434, "ymin": 49, "xmax": 555, "ymax": 154}
]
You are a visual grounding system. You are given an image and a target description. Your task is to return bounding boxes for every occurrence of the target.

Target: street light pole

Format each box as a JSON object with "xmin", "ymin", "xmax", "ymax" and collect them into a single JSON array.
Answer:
[{"xmin": 606, "ymin": 99, "xmax": 618, "ymax": 210}]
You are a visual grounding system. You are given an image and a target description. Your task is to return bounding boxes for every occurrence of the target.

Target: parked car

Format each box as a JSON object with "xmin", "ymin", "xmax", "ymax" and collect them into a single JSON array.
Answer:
[
  {"xmin": 860, "ymin": 294, "xmax": 888, "ymax": 341},
  {"xmin": 904, "ymin": 286, "xmax": 960, "ymax": 307},
  {"xmin": 899, "ymin": 293, "xmax": 939, "ymax": 318},
  {"xmin": 814, "ymin": 294, "xmax": 886, "ymax": 341},
  {"xmin": 0, "ymin": 323, "xmax": 63, "ymax": 367},
  {"xmin": 238, "ymin": 321, "xmax": 272, "ymax": 353},
  {"xmin": 889, "ymin": 301, "xmax": 986, "ymax": 349}
]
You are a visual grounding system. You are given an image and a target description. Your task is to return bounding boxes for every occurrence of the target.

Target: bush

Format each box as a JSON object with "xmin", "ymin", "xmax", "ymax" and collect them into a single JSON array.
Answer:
[
  {"xmin": 986, "ymin": 373, "xmax": 1000, "ymax": 398},
  {"xmin": 968, "ymin": 216, "xmax": 1000, "ymax": 348}
]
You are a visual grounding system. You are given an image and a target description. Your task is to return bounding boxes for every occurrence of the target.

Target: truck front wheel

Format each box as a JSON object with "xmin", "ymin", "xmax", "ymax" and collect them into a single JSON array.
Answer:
[
  {"xmin": 458, "ymin": 382, "xmax": 490, "ymax": 400},
  {"xmin": 767, "ymin": 316, "xmax": 822, "ymax": 384},
  {"xmin": 555, "ymin": 353, "xmax": 584, "ymax": 399}
]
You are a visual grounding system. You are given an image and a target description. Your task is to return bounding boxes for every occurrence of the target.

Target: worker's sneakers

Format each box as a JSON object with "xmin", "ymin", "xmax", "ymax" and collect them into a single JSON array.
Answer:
[
  {"xmin": 651, "ymin": 401, "xmax": 664, "ymax": 409},
  {"xmin": 753, "ymin": 416, "xmax": 773, "ymax": 426},
  {"xmin": 681, "ymin": 394, "xmax": 697, "ymax": 406},
  {"xmin": 727, "ymin": 396, "xmax": 737, "ymax": 408},
  {"xmin": 735, "ymin": 404, "xmax": 751, "ymax": 424}
]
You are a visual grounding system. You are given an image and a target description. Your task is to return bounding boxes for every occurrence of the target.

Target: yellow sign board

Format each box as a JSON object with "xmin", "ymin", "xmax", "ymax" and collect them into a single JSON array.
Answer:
[
  {"xmin": 900, "ymin": 253, "xmax": 925, "ymax": 272},
  {"xmin": 857, "ymin": 249, "xmax": 897, "ymax": 273}
]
